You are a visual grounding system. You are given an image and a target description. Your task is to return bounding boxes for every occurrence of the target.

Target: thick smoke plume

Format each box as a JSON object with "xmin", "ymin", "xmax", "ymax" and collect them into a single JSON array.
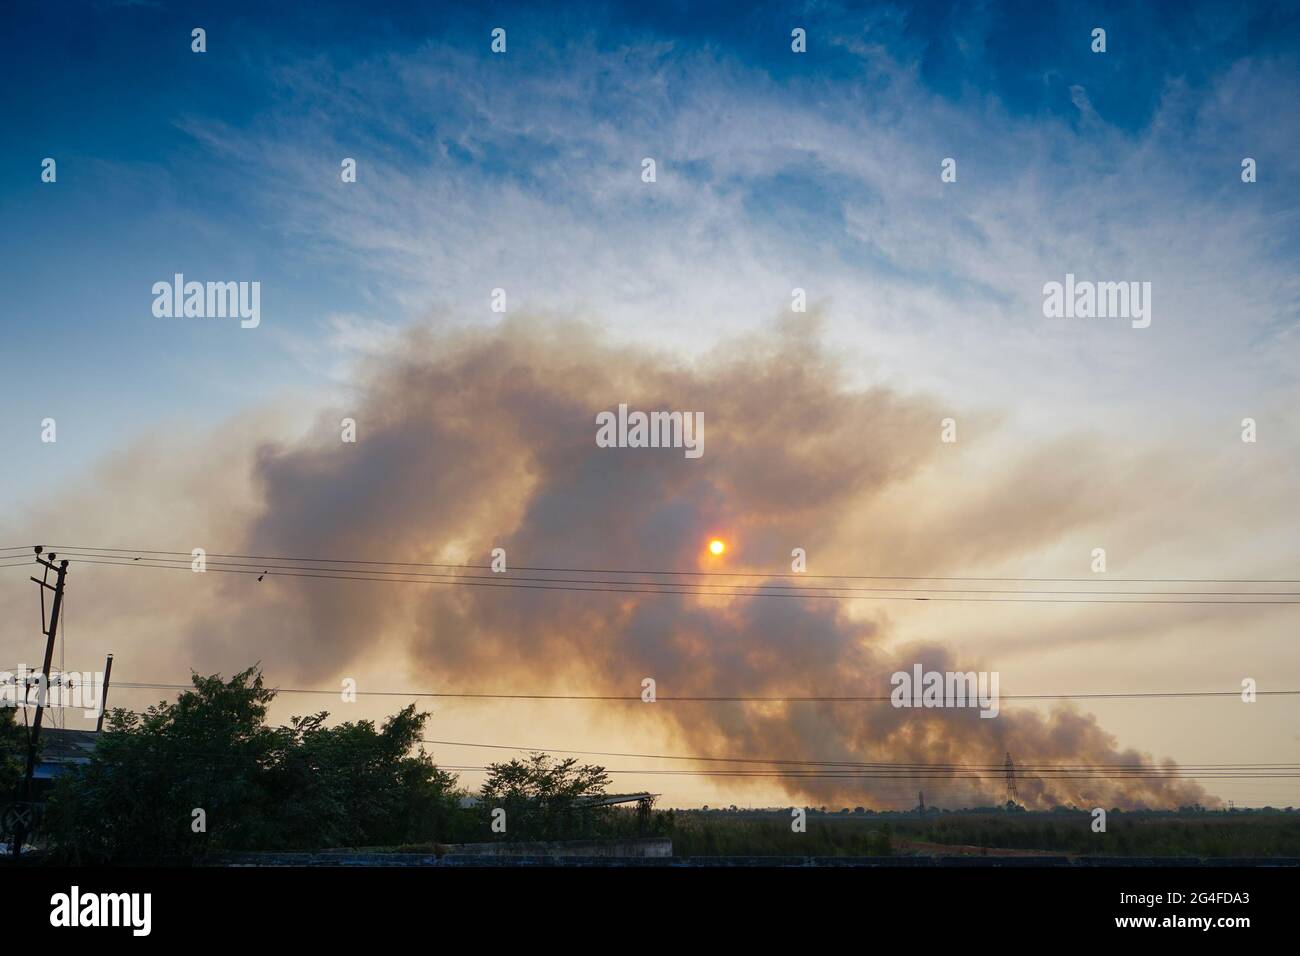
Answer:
[{"xmin": 173, "ymin": 317, "xmax": 1209, "ymax": 810}]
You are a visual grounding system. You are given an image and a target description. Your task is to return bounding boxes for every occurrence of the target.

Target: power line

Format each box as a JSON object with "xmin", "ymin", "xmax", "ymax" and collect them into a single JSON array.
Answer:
[
  {"xmin": 39, "ymin": 544, "xmax": 1300, "ymax": 584},
  {"xmin": 46, "ymin": 550, "xmax": 1300, "ymax": 596},
  {"xmin": 467, "ymin": 768, "xmax": 1300, "ymax": 779},
  {"xmin": 414, "ymin": 738, "xmax": 1300, "ymax": 773},
  {"xmin": 107, "ymin": 679, "xmax": 1300, "ymax": 703},
  {"xmin": 21, "ymin": 741, "xmax": 1300, "ymax": 778},
  {"xmin": 20, "ymin": 752, "xmax": 1300, "ymax": 780},
  {"xmin": 46, "ymin": 554, "xmax": 1300, "ymax": 605}
]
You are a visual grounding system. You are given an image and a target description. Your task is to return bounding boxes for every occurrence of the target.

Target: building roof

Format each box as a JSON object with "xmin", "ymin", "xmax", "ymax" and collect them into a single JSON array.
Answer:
[
  {"xmin": 578, "ymin": 792, "xmax": 656, "ymax": 808},
  {"xmin": 32, "ymin": 728, "xmax": 98, "ymax": 779},
  {"xmin": 458, "ymin": 792, "xmax": 656, "ymax": 809}
]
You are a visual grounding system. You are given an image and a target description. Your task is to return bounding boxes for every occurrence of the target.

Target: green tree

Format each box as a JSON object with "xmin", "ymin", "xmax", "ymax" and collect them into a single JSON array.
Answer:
[
  {"xmin": 1, "ymin": 706, "xmax": 27, "ymax": 796},
  {"xmin": 43, "ymin": 666, "xmax": 465, "ymax": 862},
  {"xmin": 267, "ymin": 704, "xmax": 465, "ymax": 849},
  {"xmin": 44, "ymin": 666, "xmax": 281, "ymax": 863},
  {"xmin": 479, "ymin": 753, "xmax": 612, "ymax": 841}
]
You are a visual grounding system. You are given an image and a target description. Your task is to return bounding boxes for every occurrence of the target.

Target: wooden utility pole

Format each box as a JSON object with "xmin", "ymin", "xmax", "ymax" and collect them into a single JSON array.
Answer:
[
  {"xmin": 95, "ymin": 653, "xmax": 114, "ymax": 733},
  {"xmin": 12, "ymin": 546, "xmax": 69, "ymax": 856}
]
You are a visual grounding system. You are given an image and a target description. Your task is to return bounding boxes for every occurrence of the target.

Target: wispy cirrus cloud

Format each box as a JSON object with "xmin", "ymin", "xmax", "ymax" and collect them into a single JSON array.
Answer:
[{"xmin": 172, "ymin": 20, "xmax": 1299, "ymax": 427}]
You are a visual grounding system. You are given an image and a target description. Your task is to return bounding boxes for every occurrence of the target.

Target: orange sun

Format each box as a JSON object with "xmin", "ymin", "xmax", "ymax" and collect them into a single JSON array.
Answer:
[{"xmin": 708, "ymin": 538, "xmax": 726, "ymax": 556}]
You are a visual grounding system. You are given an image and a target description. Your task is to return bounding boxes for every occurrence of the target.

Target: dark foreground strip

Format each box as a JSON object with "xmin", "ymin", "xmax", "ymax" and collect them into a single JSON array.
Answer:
[{"xmin": 6, "ymin": 861, "xmax": 1298, "ymax": 940}]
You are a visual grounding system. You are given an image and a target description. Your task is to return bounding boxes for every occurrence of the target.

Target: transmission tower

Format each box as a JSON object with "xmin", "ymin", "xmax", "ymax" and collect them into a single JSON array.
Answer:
[{"xmin": 1004, "ymin": 752, "xmax": 1020, "ymax": 805}]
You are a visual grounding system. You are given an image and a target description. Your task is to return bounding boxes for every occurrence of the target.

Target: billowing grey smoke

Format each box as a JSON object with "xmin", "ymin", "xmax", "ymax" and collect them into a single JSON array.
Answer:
[{"xmin": 192, "ymin": 317, "xmax": 1209, "ymax": 809}]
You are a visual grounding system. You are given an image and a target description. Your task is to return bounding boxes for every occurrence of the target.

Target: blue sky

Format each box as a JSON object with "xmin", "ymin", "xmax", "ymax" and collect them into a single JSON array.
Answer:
[{"xmin": 3, "ymin": 2, "xmax": 1297, "ymax": 466}]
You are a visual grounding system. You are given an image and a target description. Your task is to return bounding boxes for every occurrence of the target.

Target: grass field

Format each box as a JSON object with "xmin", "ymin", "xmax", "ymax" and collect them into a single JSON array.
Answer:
[{"xmin": 668, "ymin": 809, "xmax": 1300, "ymax": 858}]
